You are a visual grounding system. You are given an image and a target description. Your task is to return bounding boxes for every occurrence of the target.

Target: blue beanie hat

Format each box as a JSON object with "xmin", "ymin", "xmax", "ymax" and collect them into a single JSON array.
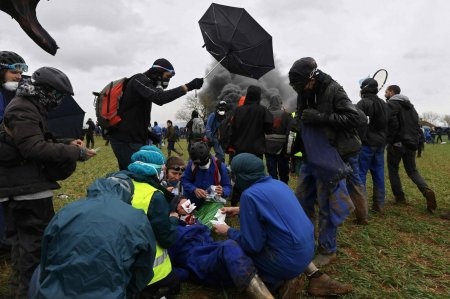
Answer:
[
  {"xmin": 128, "ymin": 146, "xmax": 166, "ymax": 177},
  {"xmin": 231, "ymin": 153, "xmax": 266, "ymax": 192}
]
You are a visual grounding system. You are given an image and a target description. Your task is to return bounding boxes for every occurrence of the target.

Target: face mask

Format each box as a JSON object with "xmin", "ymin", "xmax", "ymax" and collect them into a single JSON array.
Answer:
[
  {"xmin": 167, "ymin": 180, "xmax": 178, "ymax": 187},
  {"xmin": 2, "ymin": 81, "xmax": 19, "ymax": 91},
  {"xmin": 198, "ymin": 159, "xmax": 211, "ymax": 169},
  {"xmin": 156, "ymin": 76, "xmax": 170, "ymax": 90}
]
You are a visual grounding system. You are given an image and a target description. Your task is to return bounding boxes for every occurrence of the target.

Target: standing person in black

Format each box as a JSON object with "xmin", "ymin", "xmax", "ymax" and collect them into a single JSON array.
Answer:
[
  {"xmin": 85, "ymin": 118, "xmax": 96, "ymax": 149},
  {"xmin": 385, "ymin": 85, "xmax": 437, "ymax": 212},
  {"xmin": 108, "ymin": 58, "xmax": 203, "ymax": 170},
  {"xmin": 231, "ymin": 85, "xmax": 273, "ymax": 159}
]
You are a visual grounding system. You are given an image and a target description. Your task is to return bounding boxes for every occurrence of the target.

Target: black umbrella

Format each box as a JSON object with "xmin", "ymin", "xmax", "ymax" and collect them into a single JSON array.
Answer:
[{"xmin": 199, "ymin": 3, "xmax": 274, "ymax": 80}]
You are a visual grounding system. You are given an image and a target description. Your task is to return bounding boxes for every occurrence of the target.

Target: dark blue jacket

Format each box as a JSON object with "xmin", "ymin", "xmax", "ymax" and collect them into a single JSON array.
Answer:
[
  {"xmin": 37, "ymin": 177, "xmax": 156, "ymax": 299},
  {"xmin": 228, "ymin": 177, "xmax": 314, "ymax": 278}
]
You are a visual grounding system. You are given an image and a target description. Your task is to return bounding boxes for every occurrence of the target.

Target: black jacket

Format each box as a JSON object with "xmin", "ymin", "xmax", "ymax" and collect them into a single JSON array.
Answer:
[
  {"xmin": 231, "ymin": 96, "xmax": 273, "ymax": 155},
  {"xmin": 356, "ymin": 93, "xmax": 388, "ymax": 147},
  {"xmin": 297, "ymin": 72, "xmax": 363, "ymax": 159},
  {"xmin": 109, "ymin": 73, "xmax": 186, "ymax": 144},
  {"xmin": 386, "ymin": 94, "xmax": 420, "ymax": 146},
  {"xmin": 265, "ymin": 95, "xmax": 292, "ymax": 155},
  {"xmin": 0, "ymin": 96, "xmax": 80, "ymax": 197}
]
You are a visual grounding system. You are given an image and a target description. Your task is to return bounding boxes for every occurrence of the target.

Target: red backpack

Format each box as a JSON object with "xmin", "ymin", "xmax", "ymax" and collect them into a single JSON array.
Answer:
[{"xmin": 94, "ymin": 77, "xmax": 128, "ymax": 130}]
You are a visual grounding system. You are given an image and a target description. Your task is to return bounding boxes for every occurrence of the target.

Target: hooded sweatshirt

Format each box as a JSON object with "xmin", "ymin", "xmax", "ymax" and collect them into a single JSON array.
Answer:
[
  {"xmin": 38, "ymin": 177, "xmax": 156, "ymax": 299},
  {"xmin": 265, "ymin": 94, "xmax": 292, "ymax": 155},
  {"xmin": 386, "ymin": 94, "xmax": 419, "ymax": 145}
]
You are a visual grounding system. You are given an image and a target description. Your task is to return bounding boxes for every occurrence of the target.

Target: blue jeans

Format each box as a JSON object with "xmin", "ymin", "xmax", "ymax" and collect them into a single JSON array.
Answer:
[
  {"xmin": 265, "ymin": 153, "xmax": 289, "ymax": 184},
  {"xmin": 347, "ymin": 154, "xmax": 368, "ymax": 220},
  {"xmin": 359, "ymin": 145, "xmax": 386, "ymax": 210},
  {"xmin": 296, "ymin": 162, "xmax": 353, "ymax": 254},
  {"xmin": 109, "ymin": 138, "xmax": 143, "ymax": 170}
]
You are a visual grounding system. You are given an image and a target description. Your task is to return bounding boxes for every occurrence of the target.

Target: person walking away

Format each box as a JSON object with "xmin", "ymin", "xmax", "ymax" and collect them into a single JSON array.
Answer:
[
  {"xmin": 385, "ymin": 85, "xmax": 436, "ymax": 212},
  {"xmin": 265, "ymin": 92, "xmax": 291, "ymax": 184},
  {"xmin": 355, "ymin": 78, "xmax": 389, "ymax": 219},
  {"xmin": 213, "ymin": 153, "xmax": 352, "ymax": 297},
  {"xmin": 436, "ymin": 128, "xmax": 443, "ymax": 143},
  {"xmin": 85, "ymin": 118, "xmax": 96, "ymax": 149},
  {"xmin": 0, "ymin": 67, "xmax": 96, "ymax": 297},
  {"xmin": 289, "ymin": 57, "xmax": 359, "ymax": 266},
  {"xmin": 0, "ymin": 51, "xmax": 28, "ymax": 255},
  {"xmin": 206, "ymin": 101, "xmax": 227, "ymax": 163},
  {"xmin": 166, "ymin": 120, "xmax": 183, "ymax": 157},
  {"xmin": 108, "ymin": 58, "xmax": 203, "ymax": 170},
  {"xmin": 29, "ymin": 175, "xmax": 156, "ymax": 299},
  {"xmin": 153, "ymin": 121, "xmax": 163, "ymax": 148}
]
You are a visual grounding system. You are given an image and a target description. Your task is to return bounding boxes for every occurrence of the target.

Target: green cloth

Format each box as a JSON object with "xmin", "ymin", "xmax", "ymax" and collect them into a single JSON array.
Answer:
[
  {"xmin": 195, "ymin": 202, "xmax": 224, "ymax": 229},
  {"xmin": 231, "ymin": 153, "xmax": 266, "ymax": 192}
]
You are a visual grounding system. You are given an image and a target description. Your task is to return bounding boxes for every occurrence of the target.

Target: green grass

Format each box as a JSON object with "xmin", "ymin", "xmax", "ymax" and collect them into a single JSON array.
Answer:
[{"xmin": 1, "ymin": 137, "xmax": 449, "ymax": 298}]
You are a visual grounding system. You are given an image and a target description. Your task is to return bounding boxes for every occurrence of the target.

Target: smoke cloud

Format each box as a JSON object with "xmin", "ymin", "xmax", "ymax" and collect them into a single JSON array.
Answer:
[{"xmin": 198, "ymin": 58, "xmax": 297, "ymax": 113}]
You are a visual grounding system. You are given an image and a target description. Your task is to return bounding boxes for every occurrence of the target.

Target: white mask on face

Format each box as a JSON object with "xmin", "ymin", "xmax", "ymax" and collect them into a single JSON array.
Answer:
[{"xmin": 2, "ymin": 81, "xmax": 19, "ymax": 91}]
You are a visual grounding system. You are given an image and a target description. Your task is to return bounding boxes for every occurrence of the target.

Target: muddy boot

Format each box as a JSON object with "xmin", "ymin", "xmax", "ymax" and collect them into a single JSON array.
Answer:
[
  {"xmin": 440, "ymin": 210, "xmax": 450, "ymax": 220},
  {"xmin": 394, "ymin": 194, "xmax": 407, "ymax": 205},
  {"xmin": 246, "ymin": 274, "xmax": 274, "ymax": 299},
  {"xmin": 277, "ymin": 274, "xmax": 305, "ymax": 299},
  {"xmin": 353, "ymin": 218, "xmax": 369, "ymax": 225},
  {"xmin": 308, "ymin": 272, "xmax": 352, "ymax": 296},
  {"xmin": 313, "ymin": 252, "xmax": 336, "ymax": 267},
  {"xmin": 422, "ymin": 188, "xmax": 436, "ymax": 212}
]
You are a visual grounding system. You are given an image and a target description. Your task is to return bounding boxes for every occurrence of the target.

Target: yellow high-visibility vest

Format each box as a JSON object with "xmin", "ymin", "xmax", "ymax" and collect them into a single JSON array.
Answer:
[
  {"xmin": 290, "ymin": 112, "xmax": 303, "ymax": 158},
  {"xmin": 132, "ymin": 180, "xmax": 172, "ymax": 285}
]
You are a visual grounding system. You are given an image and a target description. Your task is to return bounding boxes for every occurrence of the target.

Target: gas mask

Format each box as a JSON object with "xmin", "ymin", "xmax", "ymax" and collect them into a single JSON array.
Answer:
[
  {"xmin": 156, "ymin": 76, "xmax": 170, "ymax": 90},
  {"xmin": 2, "ymin": 81, "xmax": 19, "ymax": 91}
]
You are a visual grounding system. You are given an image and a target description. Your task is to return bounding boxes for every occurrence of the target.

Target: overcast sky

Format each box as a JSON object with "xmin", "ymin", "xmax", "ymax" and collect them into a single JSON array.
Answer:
[{"xmin": 2, "ymin": 0, "xmax": 449, "ymax": 125}]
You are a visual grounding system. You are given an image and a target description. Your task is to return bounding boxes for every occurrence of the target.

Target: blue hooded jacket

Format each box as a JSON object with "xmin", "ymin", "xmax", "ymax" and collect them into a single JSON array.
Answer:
[{"xmin": 37, "ymin": 177, "xmax": 156, "ymax": 299}]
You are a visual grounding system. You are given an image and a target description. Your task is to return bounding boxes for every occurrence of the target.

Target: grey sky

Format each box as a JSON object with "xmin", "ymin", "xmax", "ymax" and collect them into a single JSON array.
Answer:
[{"xmin": 1, "ymin": 0, "xmax": 449, "ymax": 124}]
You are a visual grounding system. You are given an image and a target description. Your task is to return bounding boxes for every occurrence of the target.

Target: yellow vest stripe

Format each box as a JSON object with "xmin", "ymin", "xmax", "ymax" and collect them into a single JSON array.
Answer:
[{"xmin": 131, "ymin": 180, "xmax": 172, "ymax": 285}]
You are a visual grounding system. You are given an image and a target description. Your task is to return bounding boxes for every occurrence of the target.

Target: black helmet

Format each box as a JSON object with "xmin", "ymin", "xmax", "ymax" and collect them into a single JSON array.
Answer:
[
  {"xmin": 32, "ymin": 67, "xmax": 74, "ymax": 95},
  {"xmin": 189, "ymin": 142, "xmax": 210, "ymax": 166},
  {"xmin": 0, "ymin": 51, "xmax": 25, "ymax": 65}
]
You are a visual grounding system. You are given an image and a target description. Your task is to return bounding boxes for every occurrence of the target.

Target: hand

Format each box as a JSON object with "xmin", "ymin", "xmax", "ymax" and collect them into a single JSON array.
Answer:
[
  {"xmin": 185, "ymin": 78, "xmax": 204, "ymax": 91},
  {"xmin": 78, "ymin": 148, "xmax": 96, "ymax": 161},
  {"xmin": 194, "ymin": 188, "xmax": 208, "ymax": 199},
  {"xmin": 220, "ymin": 207, "xmax": 240, "ymax": 217},
  {"xmin": 213, "ymin": 223, "xmax": 230, "ymax": 235},
  {"xmin": 169, "ymin": 211, "xmax": 179, "ymax": 218},
  {"xmin": 215, "ymin": 185, "xmax": 223, "ymax": 196},
  {"xmin": 301, "ymin": 109, "xmax": 328, "ymax": 124},
  {"xmin": 70, "ymin": 139, "xmax": 84, "ymax": 147}
]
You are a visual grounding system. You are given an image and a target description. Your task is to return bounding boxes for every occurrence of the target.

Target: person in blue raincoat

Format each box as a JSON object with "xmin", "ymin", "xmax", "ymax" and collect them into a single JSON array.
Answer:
[
  {"xmin": 213, "ymin": 153, "xmax": 352, "ymax": 297},
  {"xmin": 30, "ymin": 174, "xmax": 156, "ymax": 299}
]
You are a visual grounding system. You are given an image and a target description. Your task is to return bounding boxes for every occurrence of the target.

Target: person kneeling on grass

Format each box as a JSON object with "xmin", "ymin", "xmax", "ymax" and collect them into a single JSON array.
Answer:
[
  {"xmin": 181, "ymin": 141, "xmax": 232, "ymax": 229},
  {"xmin": 213, "ymin": 153, "xmax": 353, "ymax": 297}
]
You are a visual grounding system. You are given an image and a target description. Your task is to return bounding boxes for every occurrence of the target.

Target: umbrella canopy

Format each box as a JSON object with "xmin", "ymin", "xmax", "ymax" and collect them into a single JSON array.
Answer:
[{"xmin": 199, "ymin": 3, "xmax": 274, "ymax": 79}]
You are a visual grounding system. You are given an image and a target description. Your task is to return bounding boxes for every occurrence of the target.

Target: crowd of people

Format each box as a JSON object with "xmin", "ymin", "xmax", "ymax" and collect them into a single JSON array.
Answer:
[{"xmin": 0, "ymin": 49, "xmax": 445, "ymax": 299}]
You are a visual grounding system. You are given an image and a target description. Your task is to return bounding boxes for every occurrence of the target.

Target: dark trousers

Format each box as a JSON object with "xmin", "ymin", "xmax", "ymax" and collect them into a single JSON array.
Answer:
[
  {"xmin": 265, "ymin": 153, "xmax": 289, "ymax": 184},
  {"xmin": 140, "ymin": 270, "xmax": 180, "ymax": 299},
  {"xmin": 387, "ymin": 145, "xmax": 428, "ymax": 200},
  {"xmin": 4, "ymin": 197, "xmax": 54, "ymax": 298},
  {"xmin": 86, "ymin": 133, "xmax": 95, "ymax": 149},
  {"xmin": 110, "ymin": 138, "xmax": 143, "ymax": 170}
]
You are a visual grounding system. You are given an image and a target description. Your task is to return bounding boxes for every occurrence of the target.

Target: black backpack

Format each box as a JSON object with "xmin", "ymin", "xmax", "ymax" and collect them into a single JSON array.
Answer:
[
  {"xmin": 398, "ymin": 105, "xmax": 420, "ymax": 150},
  {"xmin": 217, "ymin": 112, "xmax": 233, "ymax": 152}
]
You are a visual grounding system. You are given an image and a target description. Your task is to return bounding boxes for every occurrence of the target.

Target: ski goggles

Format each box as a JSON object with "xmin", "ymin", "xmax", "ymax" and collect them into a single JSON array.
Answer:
[
  {"xmin": 0, "ymin": 63, "xmax": 28, "ymax": 73},
  {"xmin": 169, "ymin": 166, "xmax": 185, "ymax": 172},
  {"xmin": 151, "ymin": 64, "xmax": 175, "ymax": 76}
]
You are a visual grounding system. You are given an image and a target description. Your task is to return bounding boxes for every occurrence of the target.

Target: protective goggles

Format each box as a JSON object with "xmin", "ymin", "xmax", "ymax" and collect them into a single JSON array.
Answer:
[
  {"xmin": 152, "ymin": 64, "xmax": 175, "ymax": 76},
  {"xmin": 0, "ymin": 63, "xmax": 28, "ymax": 73},
  {"xmin": 169, "ymin": 166, "xmax": 185, "ymax": 172}
]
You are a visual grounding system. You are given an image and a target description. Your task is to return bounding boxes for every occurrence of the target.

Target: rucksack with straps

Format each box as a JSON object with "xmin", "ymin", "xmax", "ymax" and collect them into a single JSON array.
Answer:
[{"xmin": 94, "ymin": 77, "xmax": 128, "ymax": 130}]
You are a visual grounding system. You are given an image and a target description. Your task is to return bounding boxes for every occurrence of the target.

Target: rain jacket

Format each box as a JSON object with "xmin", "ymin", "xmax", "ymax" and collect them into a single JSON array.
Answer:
[
  {"xmin": 231, "ymin": 95, "xmax": 273, "ymax": 155},
  {"xmin": 356, "ymin": 93, "xmax": 388, "ymax": 146},
  {"xmin": 265, "ymin": 94, "xmax": 291, "ymax": 155},
  {"xmin": 109, "ymin": 73, "xmax": 186, "ymax": 144},
  {"xmin": 205, "ymin": 111, "xmax": 222, "ymax": 140},
  {"xmin": 181, "ymin": 158, "xmax": 232, "ymax": 208},
  {"xmin": 37, "ymin": 177, "xmax": 156, "ymax": 299},
  {"xmin": 227, "ymin": 176, "xmax": 315, "ymax": 282}
]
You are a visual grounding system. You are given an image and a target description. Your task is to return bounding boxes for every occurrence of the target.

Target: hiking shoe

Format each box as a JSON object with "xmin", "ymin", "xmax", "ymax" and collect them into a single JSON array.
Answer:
[
  {"xmin": 277, "ymin": 275, "xmax": 304, "ymax": 299},
  {"xmin": 423, "ymin": 188, "xmax": 436, "ymax": 212},
  {"xmin": 308, "ymin": 272, "xmax": 352, "ymax": 296},
  {"xmin": 394, "ymin": 195, "xmax": 407, "ymax": 204},
  {"xmin": 313, "ymin": 252, "xmax": 337, "ymax": 267},
  {"xmin": 353, "ymin": 218, "xmax": 369, "ymax": 225},
  {"xmin": 440, "ymin": 210, "xmax": 450, "ymax": 220}
]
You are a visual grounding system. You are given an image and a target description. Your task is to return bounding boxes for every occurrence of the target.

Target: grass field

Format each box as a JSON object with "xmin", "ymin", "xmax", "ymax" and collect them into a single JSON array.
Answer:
[{"xmin": 1, "ymin": 136, "xmax": 449, "ymax": 298}]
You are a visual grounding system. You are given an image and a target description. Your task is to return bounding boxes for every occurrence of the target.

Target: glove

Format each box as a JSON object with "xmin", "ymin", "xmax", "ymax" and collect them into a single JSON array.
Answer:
[
  {"xmin": 301, "ymin": 109, "xmax": 328, "ymax": 124},
  {"xmin": 185, "ymin": 78, "xmax": 204, "ymax": 91}
]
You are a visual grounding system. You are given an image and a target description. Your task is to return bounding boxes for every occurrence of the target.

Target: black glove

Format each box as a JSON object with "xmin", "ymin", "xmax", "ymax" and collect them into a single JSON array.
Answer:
[
  {"xmin": 301, "ymin": 109, "xmax": 328, "ymax": 124},
  {"xmin": 185, "ymin": 78, "xmax": 204, "ymax": 91}
]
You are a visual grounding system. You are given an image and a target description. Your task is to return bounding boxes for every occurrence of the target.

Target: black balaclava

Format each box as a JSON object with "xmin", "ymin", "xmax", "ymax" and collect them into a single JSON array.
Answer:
[
  {"xmin": 15, "ymin": 78, "xmax": 63, "ymax": 110},
  {"xmin": 145, "ymin": 58, "xmax": 175, "ymax": 90}
]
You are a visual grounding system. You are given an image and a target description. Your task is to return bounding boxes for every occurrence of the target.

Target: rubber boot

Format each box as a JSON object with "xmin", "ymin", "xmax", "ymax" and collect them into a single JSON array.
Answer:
[{"xmin": 245, "ymin": 274, "xmax": 274, "ymax": 299}]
